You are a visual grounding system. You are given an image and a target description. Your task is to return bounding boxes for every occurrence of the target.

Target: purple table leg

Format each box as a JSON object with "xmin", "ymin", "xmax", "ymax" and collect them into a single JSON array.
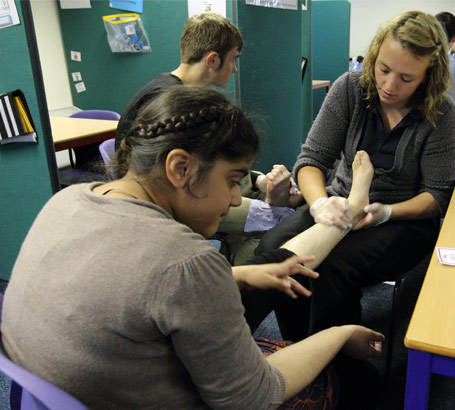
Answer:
[{"xmin": 404, "ymin": 349, "xmax": 431, "ymax": 410}]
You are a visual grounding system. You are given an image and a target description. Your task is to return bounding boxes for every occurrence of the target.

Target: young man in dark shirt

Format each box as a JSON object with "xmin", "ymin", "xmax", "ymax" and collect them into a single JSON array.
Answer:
[
  {"xmin": 115, "ymin": 12, "xmax": 242, "ymax": 147},
  {"xmin": 115, "ymin": 12, "xmax": 301, "ymax": 264}
]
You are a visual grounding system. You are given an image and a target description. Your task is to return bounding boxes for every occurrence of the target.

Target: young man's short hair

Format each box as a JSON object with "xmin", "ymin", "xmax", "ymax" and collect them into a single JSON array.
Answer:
[
  {"xmin": 435, "ymin": 11, "xmax": 455, "ymax": 43},
  {"xmin": 180, "ymin": 12, "xmax": 243, "ymax": 67}
]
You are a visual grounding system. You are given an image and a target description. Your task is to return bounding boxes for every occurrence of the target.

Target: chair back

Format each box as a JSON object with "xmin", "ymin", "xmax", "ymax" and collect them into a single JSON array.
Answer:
[
  {"xmin": 98, "ymin": 138, "xmax": 115, "ymax": 165},
  {"xmin": 0, "ymin": 294, "xmax": 89, "ymax": 410},
  {"xmin": 69, "ymin": 110, "xmax": 120, "ymax": 121}
]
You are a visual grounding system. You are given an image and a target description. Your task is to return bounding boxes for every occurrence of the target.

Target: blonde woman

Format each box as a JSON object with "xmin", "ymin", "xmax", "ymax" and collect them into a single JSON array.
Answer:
[{"xmin": 256, "ymin": 10, "xmax": 455, "ymax": 337}]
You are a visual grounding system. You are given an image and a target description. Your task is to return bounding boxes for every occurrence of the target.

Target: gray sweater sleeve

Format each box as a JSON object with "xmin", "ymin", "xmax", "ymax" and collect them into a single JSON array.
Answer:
[
  {"xmin": 416, "ymin": 99, "xmax": 455, "ymax": 213},
  {"xmin": 151, "ymin": 250, "xmax": 286, "ymax": 410},
  {"xmin": 293, "ymin": 71, "xmax": 356, "ymax": 180}
]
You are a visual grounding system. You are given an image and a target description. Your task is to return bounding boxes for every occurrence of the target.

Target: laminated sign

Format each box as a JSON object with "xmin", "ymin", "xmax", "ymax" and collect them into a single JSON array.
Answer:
[{"xmin": 102, "ymin": 14, "xmax": 151, "ymax": 53}]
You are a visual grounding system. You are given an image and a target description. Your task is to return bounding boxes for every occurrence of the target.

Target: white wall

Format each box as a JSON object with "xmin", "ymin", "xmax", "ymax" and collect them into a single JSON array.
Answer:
[
  {"xmin": 30, "ymin": 0, "xmax": 73, "ymax": 111},
  {"xmin": 349, "ymin": 0, "xmax": 455, "ymax": 58},
  {"xmin": 30, "ymin": 0, "xmax": 76, "ymax": 168}
]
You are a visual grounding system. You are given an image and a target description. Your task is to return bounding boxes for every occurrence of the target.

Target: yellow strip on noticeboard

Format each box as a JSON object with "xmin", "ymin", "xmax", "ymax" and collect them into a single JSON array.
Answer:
[{"xmin": 102, "ymin": 13, "xmax": 139, "ymax": 24}]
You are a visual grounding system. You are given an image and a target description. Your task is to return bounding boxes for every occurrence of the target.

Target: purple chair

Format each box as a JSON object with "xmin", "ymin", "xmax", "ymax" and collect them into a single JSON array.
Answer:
[
  {"xmin": 98, "ymin": 138, "xmax": 115, "ymax": 166},
  {"xmin": 0, "ymin": 294, "xmax": 89, "ymax": 410},
  {"xmin": 98, "ymin": 138, "xmax": 116, "ymax": 179},
  {"xmin": 70, "ymin": 110, "xmax": 120, "ymax": 121}
]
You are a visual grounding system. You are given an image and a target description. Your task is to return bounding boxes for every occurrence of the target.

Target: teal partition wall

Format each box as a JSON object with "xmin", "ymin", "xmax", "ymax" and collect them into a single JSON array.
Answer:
[
  {"xmin": 312, "ymin": 0, "xmax": 350, "ymax": 119},
  {"xmin": 58, "ymin": 1, "xmax": 308, "ymax": 172},
  {"xmin": 58, "ymin": 1, "xmax": 236, "ymax": 114},
  {"xmin": 58, "ymin": 1, "xmax": 186, "ymax": 114},
  {"xmin": 0, "ymin": 0, "xmax": 57, "ymax": 280},
  {"xmin": 237, "ymin": 1, "xmax": 305, "ymax": 172},
  {"xmin": 301, "ymin": 0, "xmax": 312, "ymax": 141}
]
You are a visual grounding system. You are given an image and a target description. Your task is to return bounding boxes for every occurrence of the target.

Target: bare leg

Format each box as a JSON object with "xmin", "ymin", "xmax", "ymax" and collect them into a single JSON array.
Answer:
[
  {"xmin": 266, "ymin": 165, "xmax": 303, "ymax": 208},
  {"xmin": 281, "ymin": 151, "xmax": 373, "ymax": 270}
]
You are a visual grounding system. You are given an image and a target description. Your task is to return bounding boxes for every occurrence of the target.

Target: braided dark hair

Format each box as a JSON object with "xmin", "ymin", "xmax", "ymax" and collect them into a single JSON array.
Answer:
[
  {"xmin": 132, "ymin": 105, "xmax": 226, "ymax": 139},
  {"xmin": 112, "ymin": 85, "xmax": 259, "ymax": 188}
]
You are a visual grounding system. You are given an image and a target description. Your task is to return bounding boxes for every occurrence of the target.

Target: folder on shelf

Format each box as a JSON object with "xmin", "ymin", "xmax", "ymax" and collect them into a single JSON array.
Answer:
[
  {"xmin": 0, "ymin": 89, "xmax": 37, "ymax": 145},
  {"xmin": 2, "ymin": 93, "xmax": 21, "ymax": 136},
  {"xmin": 0, "ymin": 98, "xmax": 13, "ymax": 139}
]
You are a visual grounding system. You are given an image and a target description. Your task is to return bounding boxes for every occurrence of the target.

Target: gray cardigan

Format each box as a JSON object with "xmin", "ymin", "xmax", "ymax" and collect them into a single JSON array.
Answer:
[{"xmin": 294, "ymin": 71, "xmax": 455, "ymax": 214}]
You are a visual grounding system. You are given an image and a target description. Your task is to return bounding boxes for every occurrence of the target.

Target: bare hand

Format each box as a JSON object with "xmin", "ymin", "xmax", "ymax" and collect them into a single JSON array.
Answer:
[
  {"xmin": 341, "ymin": 325, "xmax": 385, "ymax": 360},
  {"xmin": 233, "ymin": 255, "xmax": 319, "ymax": 298}
]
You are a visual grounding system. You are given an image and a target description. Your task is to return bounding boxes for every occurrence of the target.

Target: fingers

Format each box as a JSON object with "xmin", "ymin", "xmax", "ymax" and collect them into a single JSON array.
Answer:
[
  {"xmin": 289, "ymin": 277, "xmax": 312, "ymax": 298},
  {"xmin": 352, "ymin": 214, "xmax": 373, "ymax": 230},
  {"xmin": 358, "ymin": 202, "xmax": 391, "ymax": 228},
  {"xmin": 267, "ymin": 165, "xmax": 291, "ymax": 186},
  {"xmin": 343, "ymin": 326, "xmax": 385, "ymax": 359},
  {"xmin": 311, "ymin": 197, "xmax": 353, "ymax": 229},
  {"xmin": 289, "ymin": 177, "xmax": 298, "ymax": 195},
  {"xmin": 367, "ymin": 330, "xmax": 385, "ymax": 358},
  {"xmin": 271, "ymin": 276, "xmax": 312, "ymax": 299},
  {"xmin": 280, "ymin": 255, "xmax": 319, "ymax": 279},
  {"xmin": 369, "ymin": 340, "xmax": 383, "ymax": 355},
  {"xmin": 367, "ymin": 341, "xmax": 384, "ymax": 359},
  {"xmin": 371, "ymin": 330, "xmax": 385, "ymax": 343},
  {"xmin": 239, "ymin": 256, "xmax": 319, "ymax": 298},
  {"xmin": 315, "ymin": 213, "xmax": 352, "ymax": 229},
  {"xmin": 271, "ymin": 256, "xmax": 318, "ymax": 298}
]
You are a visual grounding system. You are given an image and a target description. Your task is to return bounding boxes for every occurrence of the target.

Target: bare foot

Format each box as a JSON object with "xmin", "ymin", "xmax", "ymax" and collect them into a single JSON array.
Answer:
[
  {"xmin": 348, "ymin": 151, "xmax": 374, "ymax": 225},
  {"xmin": 266, "ymin": 165, "xmax": 302, "ymax": 207}
]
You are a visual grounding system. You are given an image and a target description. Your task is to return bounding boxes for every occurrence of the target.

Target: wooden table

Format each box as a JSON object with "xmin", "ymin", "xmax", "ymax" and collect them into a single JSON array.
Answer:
[
  {"xmin": 312, "ymin": 80, "xmax": 330, "ymax": 93},
  {"xmin": 50, "ymin": 116, "xmax": 118, "ymax": 152},
  {"xmin": 403, "ymin": 188, "xmax": 455, "ymax": 409}
]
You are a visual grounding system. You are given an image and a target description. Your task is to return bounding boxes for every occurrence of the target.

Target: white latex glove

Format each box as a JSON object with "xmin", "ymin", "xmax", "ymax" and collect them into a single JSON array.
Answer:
[
  {"xmin": 309, "ymin": 196, "xmax": 352, "ymax": 229},
  {"xmin": 353, "ymin": 202, "xmax": 392, "ymax": 230}
]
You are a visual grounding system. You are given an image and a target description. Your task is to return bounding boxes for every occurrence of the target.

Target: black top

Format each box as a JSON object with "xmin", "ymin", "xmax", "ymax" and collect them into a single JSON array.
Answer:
[
  {"xmin": 115, "ymin": 73, "xmax": 183, "ymax": 149},
  {"xmin": 358, "ymin": 98, "xmax": 421, "ymax": 170}
]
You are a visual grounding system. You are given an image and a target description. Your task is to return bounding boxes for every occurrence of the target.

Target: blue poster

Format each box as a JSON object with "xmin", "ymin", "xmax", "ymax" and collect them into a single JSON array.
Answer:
[{"xmin": 110, "ymin": 0, "xmax": 143, "ymax": 13}]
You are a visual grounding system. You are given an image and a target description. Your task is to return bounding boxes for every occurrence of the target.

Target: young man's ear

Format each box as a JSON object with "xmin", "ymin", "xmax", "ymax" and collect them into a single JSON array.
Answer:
[
  {"xmin": 205, "ymin": 51, "xmax": 220, "ymax": 69},
  {"xmin": 165, "ymin": 149, "xmax": 196, "ymax": 189}
]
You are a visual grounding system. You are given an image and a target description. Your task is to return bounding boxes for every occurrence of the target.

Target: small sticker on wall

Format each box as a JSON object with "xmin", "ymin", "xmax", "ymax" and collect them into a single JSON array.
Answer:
[
  {"xmin": 71, "ymin": 51, "xmax": 82, "ymax": 62},
  {"xmin": 72, "ymin": 72, "xmax": 82, "ymax": 82},
  {"xmin": 75, "ymin": 82, "xmax": 86, "ymax": 93}
]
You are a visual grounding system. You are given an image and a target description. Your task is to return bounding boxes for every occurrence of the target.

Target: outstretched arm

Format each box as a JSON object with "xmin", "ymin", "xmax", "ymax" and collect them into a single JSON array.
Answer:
[{"xmin": 267, "ymin": 324, "xmax": 384, "ymax": 400}]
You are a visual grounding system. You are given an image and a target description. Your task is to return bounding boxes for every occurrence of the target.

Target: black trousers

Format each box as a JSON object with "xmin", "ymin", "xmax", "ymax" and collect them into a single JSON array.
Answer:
[
  {"xmin": 240, "ymin": 248, "xmax": 312, "ymax": 340},
  {"xmin": 254, "ymin": 204, "xmax": 440, "ymax": 337},
  {"xmin": 241, "ymin": 250, "xmax": 382, "ymax": 410}
]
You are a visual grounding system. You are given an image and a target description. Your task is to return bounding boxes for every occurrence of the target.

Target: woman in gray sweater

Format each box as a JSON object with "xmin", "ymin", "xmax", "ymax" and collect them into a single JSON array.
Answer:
[
  {"xmin": 256, "ymin": 11, "xmax": 455, "ymax": 338},
  {"xmin": 2, "ymin": 85, "xmax": 383, "ymax": 409}
]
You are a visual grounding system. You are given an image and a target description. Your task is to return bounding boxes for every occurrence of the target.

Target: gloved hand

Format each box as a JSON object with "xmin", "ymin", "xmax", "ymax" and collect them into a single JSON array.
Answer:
[
  {"xmin": 353, "ymin": 202, "xmax": 392, "ymax": 230},
  {"xmin": 309, "ymin": 196, "xmax": 352, "ymax": 229}
]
